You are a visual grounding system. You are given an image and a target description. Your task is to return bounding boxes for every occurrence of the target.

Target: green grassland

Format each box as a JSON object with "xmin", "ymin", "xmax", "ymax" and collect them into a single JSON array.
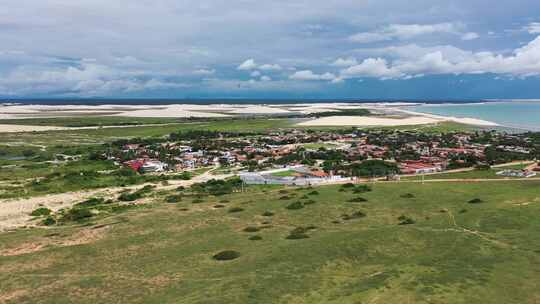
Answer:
[
  {"xmin": 0, "ymin": 116, "xmax": 186, "ymax": 127},
  {"xmin": 402, "ymin": 163, "xmax": 533, "ymax": 181},
  {"xmin": 0, "ymin": 117, "xmax": 476, "ymax": 147},
  {"xmin": 2, "ymin": 181, "xmax": 540, "ymax": 303}
]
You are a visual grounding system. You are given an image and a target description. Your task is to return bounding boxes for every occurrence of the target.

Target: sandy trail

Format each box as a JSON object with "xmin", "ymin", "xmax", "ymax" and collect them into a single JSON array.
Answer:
[{"xmin": 0, "ymin": 169, "xmax": 232, "ymax": 232}]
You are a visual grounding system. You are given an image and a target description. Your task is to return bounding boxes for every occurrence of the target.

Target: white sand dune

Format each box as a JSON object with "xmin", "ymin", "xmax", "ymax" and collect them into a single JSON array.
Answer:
[{"xmin": 0, "ymin": 103, "xmax": 499, "ymax": 132}]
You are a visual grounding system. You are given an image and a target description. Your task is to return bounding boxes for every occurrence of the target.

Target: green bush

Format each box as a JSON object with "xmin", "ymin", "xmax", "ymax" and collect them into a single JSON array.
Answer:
[
  {"xmin": 400, "ymin": 193, "xmax": 415, "ymax": 198},
  {"xmin": 348, "ymin": 197, "xmax": 368, "ymax": 203},
  {"xmin": 286, "ymin": 201, "xmax": 304, "ymax": 210},
  {"xmin": 279, "ymin": 195, "xmax": 291, "ymax": 200},
  {"xmin": 243, "ymin": 226, "xmax": 260, "ymax": 232},
  {"xmin": 308, "ymin": 190, "xmax": 319, "ymax": 195},
  {"xmin": 42, "ymin": 216, "xmax": 56, "ymax": 226},
  {"xmin": 398, "ymin": 215, "xmax": 416, "ymax": 225},
  {"xmin": 76, "ymin": 197, "xmax": 105, "ymax": 207},
  {"xmin": 262, "ymin": 211, "xmax": 274, "ymax": 217},
  {"xmin": 213, "ymin": 204, "xmax": 225, "ymax": 208},
  {"xmin": 342, "ymin": 211, "xmax": 366, "ymax": 220},
  {"xmin": 249, "ymin": 235, "xmax": 263, "ymax": 241},
  {"xmin": 286, "ymin": 227, "xmax": 311, "ymax": 239},
  {"xmin": 228, "ymin": 207, "xmax": 244, "ymax": 213},
  {"xmin": 118, "ymin": 192, "xmax": 142, "ymax": 202},
  {"xmin": 213, "ymin": 250, "xmax": 240, "ymax": 261},
  {"xmin": 353, "ymin": 185, "xmax": 372, "ymax": 193},
  {"xmin": 165, "ymin": 195, "xmax": 182, "ymax": 203},
  {"xmin": 62, "ymin": 208, "xmax": 93, "ymax": 222},
  {"xmin": 341, "ymin": 183, "xmax": 355, "ymax": 188},
  {"xmin": 30, "ymin": 207, "xmax": 52, "ymax": 217},
  {"xmin": 468, "ymin": 198, "xmax": 484, "ymax": 204}
]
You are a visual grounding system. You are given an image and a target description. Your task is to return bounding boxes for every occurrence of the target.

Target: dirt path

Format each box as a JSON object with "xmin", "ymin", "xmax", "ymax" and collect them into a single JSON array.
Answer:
[{"xmin": 0, "ymin": 169, "xmax": 231, "ymax": 232}]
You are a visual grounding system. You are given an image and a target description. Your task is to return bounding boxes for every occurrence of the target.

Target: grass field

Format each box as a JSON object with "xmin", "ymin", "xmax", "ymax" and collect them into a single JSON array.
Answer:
[
  {"xmin": 0, "ymin": 117, "xmax": 476, "ymax": 147},
  {"xmin": 2, "ymin": 180, "xmax": 540, "ymax": 303},
  {"xmin": 402, "ymin": 163, "xmax": 533, "ymax": 181}
]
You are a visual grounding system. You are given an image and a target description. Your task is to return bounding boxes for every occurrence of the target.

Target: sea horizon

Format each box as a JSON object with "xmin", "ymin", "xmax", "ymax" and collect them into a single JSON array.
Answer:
[{"xmin": 1, "ymin": 97, "xmax": 537, "ymax": 106}]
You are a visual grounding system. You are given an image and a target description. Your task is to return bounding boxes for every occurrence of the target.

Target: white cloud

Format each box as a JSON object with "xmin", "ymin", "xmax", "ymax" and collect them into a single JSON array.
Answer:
[
  {"xmin": 331, "ymin": 57, "xmax": 358, "ymax": 67},
  {"xmin": 260, "ymin": 75, "xmax": 272, "ymax": 81},
  {"xmin": 237, "ymin": 59, "xmax": 257, "ymax": 70},
  {"xmin": 341, "ymin": 58, "xmax": 403, "ymax": 79},
  {"xmin": 340, "ymin": 36, "xmax": 540, "ymax": 79},
  {"xmin": 525, "ymin": 22, "xmax": 540, "ymax": 34},
  {"xmin": 193, "ymin": 68, "xmax": 215, "ymax": 75},
  {"xmin": 349, "ymin": 23, "xmax": 461, "ymax": 43},
  {"xmin": 250, "ymin": 71, "xmax": 261, "ymax": 77},
  {"xmin": 259, "ymin": 63, "xmax": 282, "ymax": 71},
  {"xmin": 461, "ymin": 32, "xmax": 479, "ymax": 40},
  {"xmin": 289, "ymin": 70, "xmax": 336, "ymax": 81}
]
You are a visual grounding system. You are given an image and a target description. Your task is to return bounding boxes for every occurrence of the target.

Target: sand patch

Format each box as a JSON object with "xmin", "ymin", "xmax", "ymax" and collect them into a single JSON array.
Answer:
[{"xmin": 0, "ymin": 226, "xmax": 109, "ymax": 257}]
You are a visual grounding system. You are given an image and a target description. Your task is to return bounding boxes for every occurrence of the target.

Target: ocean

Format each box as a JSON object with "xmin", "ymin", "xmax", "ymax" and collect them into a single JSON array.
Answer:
[{"xmin": 411, "ymin": 101, "xmax": 540, "ymax": 131}]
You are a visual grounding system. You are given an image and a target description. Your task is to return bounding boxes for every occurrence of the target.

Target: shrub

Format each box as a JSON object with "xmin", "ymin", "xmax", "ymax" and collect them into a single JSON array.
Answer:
[
  {"xmin": 308, "ymin": 190, "xmax": 319, "ymax": 195},
  {"xmin": 278, "ymin": 189, "xmax": 289, "ymax": 194},
  {"xmin": 62, "ymin": 208, "xmax": 93, "ymax": 222},
  {"xmin": 286, "ymin": 227, "xmax": 310, "ymax": 239},
  {"xmin": 42, "ymin": 216, "xmax": 56, "ymax": 226},
  {"xmin": 76, "ymin": 197, "xmax": 105, "ymax": 207},
  {"xmin": 400, "ymin": 193, "xmax": 415, "ymax": 199},
  {"xmin": 341, "ymin": 183, "xmax": 355, "ymax": 188},
  {"xmin": 342, "ymin": 211, "xmax": 366, "ymax": 220},
  {"xmin": 118, "ymin": 192, "xmax": 142, "ymax": 202},
  {"xmin": 279, "ymin": 195, "xmax": 291, "ymax": 200},
  {"xmin": 262, "ymin": 211, "xmax": 274, "ymax": 217},
  {"xmin": 249, "ymin": 235, "xmax": 262, "ymax": 241},
  {"xmin": 165, "ymin": 195, "xmax": 182, "ymax": 203},
  {"xmin": 398, "ymin": 215, "xmax": 415, "ymax": 225},
  {"xmin": 243, "ymin": 226, "xmax": 260, "ymax": 232},
  {"xmin": 353, "ymin": 185, "xmax": 372, "ymax": 193},
  {"xmin": 213, "ymin": 250, "xmax": 240, "ymax": 261},
  {"xmin": 30, "ymin": 207, "xmax": 52, "ymax": 217},
  {"xmin": 286, "ymin": 201, "xmax": 304, "ymax": 210},
  {"xmin": 304, "ymin": 199, "xmax": 316, "ymax": 205},
  {"xmin": 459, "ymin": 209, "xmax": 468, "ymax": 214},
  {"xmin": 213, "ymin": 204, "xmax": 225, "ymax": 208},
  {"xmin": 468, "ymin": 198, "xmax": 484, "ymax": 204},
  {"xmin": 348, "ymin": 197, "xmax": 368, "ymax": 203},
  {"xmin": 176, "ymin": 186, "xmax": 186, "ymax": 192},
  {"xmin": 228, "ymin": 207, "xmax": 244, "ymax": 213}
]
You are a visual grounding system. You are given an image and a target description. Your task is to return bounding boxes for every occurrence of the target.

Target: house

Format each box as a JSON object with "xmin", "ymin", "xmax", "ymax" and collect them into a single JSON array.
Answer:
[
  {"xmin": 399, "ymin": 161, "xmax": 442, "ymax": 175},
  {"xmin": 141, "ymin": 161, "xmax": 167, "ymax": 173}
]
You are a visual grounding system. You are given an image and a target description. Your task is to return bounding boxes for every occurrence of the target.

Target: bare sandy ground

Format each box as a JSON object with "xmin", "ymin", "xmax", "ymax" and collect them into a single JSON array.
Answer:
[
  {"xmin": 0, "ymin": 170, "xmax": 232, "ymax": 232},
  {"xmin": 0, "ymin": 124, "xmax": 69, "ymax": 133}
]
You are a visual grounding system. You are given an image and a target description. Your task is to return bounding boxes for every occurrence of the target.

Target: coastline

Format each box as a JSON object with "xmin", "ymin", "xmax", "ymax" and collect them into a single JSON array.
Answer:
[{"xmin": 0, "ymin": 101, "xmax": 520, "ymax": 133}]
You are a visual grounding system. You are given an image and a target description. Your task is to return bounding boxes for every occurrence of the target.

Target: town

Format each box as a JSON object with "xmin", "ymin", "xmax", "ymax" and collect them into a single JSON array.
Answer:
[{"xmin": 99, "ymin": 128, "xmax": 540, "ymax": 184}]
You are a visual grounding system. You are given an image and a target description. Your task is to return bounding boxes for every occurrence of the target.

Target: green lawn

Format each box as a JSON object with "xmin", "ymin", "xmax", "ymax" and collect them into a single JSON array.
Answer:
[
  {"xmin": 2, "ymin": 181, "xmax": 540, "ymax": 303},
  {"xmin": 402, "ymin": 163, "xmax": 533, "ymax": 181},
  {"xmin": 271, "ymin": 170, "xmax": 297, "ymax": 177}
]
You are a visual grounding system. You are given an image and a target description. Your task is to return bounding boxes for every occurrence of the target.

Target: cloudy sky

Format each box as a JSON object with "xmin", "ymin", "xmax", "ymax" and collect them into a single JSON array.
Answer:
[{"xmin": 2, "ymin": 0, "xmax": 540, "ymax": 99}]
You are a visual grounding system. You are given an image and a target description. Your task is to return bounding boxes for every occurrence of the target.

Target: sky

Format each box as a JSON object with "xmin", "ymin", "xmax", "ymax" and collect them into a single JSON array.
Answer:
[{"xmin": 2, "ymin": 0, "xmax": 540, "ymax": 99}]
